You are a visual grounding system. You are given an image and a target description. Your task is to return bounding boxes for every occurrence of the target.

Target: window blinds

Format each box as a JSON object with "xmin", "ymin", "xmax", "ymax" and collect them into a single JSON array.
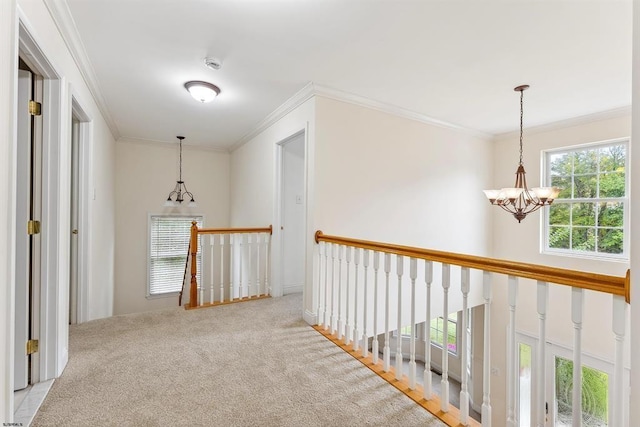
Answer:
[{"xmin": 149, "ymin": 215, "xmax": 202, "ymax": 296}]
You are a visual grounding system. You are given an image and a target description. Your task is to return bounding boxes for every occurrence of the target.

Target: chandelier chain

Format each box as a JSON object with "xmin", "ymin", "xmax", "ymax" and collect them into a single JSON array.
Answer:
[
  {"xmin": 519, "ymin": 88, "xmax": 524, "ymax": 165},
  {"xmin": 179, "ymin": 137, "xmax": 183, "ymax": 182}
]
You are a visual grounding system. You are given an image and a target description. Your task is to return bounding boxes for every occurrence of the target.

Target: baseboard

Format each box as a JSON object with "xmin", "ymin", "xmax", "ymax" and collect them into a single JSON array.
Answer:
[
  {"xmin": 283, "ymin": 284, "xmax": 303, "ymax": 295},
  {"xmin": 303, "ymin": 309, "xmax": 317, "ymax": 325}
]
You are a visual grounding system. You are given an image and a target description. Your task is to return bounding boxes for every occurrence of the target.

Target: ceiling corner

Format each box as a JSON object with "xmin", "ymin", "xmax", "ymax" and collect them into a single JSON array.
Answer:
[{"xmin": 43, "ymin": 0, "xmax": 120, "ymax": 140}]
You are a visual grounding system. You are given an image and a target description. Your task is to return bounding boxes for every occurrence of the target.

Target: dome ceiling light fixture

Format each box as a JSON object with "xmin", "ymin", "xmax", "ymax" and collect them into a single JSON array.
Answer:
[
  {"xmin": 483, "ymin": 84, "xmax": 561, "ymax": 223},
  {"xmin": 184, "ymin": 80, "xmax": 221, "ymax": 103}
]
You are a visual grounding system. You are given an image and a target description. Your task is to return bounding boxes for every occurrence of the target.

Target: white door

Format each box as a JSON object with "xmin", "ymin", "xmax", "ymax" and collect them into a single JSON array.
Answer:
[{"xmin": 280, "ymin": 133, "xmax": 305, "ymax": 295}]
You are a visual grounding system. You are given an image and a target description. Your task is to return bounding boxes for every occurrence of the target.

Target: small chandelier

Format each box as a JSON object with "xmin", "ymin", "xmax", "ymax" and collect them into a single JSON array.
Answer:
[
  {"xmin": 164, "ymin": 136, "xmax": 196, "ymax": 207},
  {"xmin": 483, "ymin": 85, "xmax": 560, "ymax": 222}
]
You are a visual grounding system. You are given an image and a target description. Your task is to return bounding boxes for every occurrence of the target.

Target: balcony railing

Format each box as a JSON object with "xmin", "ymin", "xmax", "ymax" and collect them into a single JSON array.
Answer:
[{"xmin": 313, "ymin": 230, "xmax": 630, "ymax": 427}]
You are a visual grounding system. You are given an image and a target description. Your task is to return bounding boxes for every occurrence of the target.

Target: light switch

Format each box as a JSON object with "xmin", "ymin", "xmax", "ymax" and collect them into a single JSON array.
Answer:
[{"xmin": 295, "ymin": 195, "xmax": 303, "ymax": 204}]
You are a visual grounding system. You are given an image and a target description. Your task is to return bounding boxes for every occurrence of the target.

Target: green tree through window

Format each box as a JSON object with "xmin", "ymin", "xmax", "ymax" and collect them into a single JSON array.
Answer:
[{"xmin": 546, "ymin": 141, "xmax": 627, "ymax": 257}]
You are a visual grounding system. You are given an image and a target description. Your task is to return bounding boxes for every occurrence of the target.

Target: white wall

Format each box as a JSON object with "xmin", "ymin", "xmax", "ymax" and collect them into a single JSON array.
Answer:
[
  {"xmin": 489, "ymin": 114, "xmax": 631, "ymax": 425},
  {"xmin": 1, "ymin": 0, "xmax": 117, "ymax": 420},
  {"xmin": 114, "ymin": 139, "xmax": 230, "ymax": 315}
]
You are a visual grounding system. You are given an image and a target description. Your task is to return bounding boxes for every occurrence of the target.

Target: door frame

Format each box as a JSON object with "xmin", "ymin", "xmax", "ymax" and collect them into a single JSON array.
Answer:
[{"xmin": 273, "ymin": 128, "xmax": 308, "ymax": 299}]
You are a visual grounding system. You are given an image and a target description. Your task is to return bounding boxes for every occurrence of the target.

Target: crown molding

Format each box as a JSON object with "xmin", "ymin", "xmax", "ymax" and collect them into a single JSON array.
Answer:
[
  {"xmin": 312, "ymin": 83, "xmax": 492, "ymax": 140},
  {"xmin": 44, "ymin": 0, "xmax": 120, "ymax": 140},
  {"xmin": 494, "ymin": 105, "xmax": 632, "ymax": 141},
  {"xmin": 229, "ymin": 82, "xmax": 316, "ymax": 152},
  {"xmin": 117, "ymin": 136, "xmax": 229, "ymax": 153},
  {"xmin": 229, "ymin": 82, "xmax": 491, "ymax": 152}
]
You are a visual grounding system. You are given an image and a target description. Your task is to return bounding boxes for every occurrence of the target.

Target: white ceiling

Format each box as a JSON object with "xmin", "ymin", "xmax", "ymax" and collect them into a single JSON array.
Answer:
[{"xmin": 63, "ymin": 0, "xmax": 632, "ymax": 149}]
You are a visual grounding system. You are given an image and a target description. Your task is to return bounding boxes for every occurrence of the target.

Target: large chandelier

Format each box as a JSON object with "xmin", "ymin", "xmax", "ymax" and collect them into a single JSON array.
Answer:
[
  {"xmin": 483, "ymin": 85, "xmax": 560, "ymax": 222},
  {"xmin": 164, "ymin": 136, "xmax": 196, "ymax": 207}
]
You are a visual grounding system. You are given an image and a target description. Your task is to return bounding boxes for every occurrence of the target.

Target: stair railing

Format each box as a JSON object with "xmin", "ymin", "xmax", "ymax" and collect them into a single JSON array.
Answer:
[{"xmin": 186, "ymin": 222, "xmax": 272, "ymax": 309}]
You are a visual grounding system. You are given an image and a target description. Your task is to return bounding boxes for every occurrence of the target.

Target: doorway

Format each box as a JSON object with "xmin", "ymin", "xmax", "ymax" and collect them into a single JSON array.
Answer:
[{"xmin": 278, "ymin": 132, "xmax": 306, "ymax": 295}]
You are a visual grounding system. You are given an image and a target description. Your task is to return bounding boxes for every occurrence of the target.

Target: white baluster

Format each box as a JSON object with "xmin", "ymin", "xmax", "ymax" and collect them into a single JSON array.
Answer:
[
  {"xmin": 482, "ymin": 271, "xmax": 492, "ymax": 426},
  {"xmin": 247, "ymin": 234, "xmax": 253, "ymax": 297},
  {"xmin": 395, "ymin": 255, "xmax": 404, "ymax": 381},
  {"xmin": 424, "ymin": 261, "xmax": 433, "ymax": 400},
  {"xmin": 238, "ymin": 234, "xmax": 244, "ymax": 299},
  {"xmin": 264, "ymin": 233, "xmax": 271, "ymax": 296},
  {"xmin": 344, "ymin": 246, "xmax": 352, "ymax": 345},
  {"xmin": 372, "ymin": 251, "xmax": 380, "ymax": 364},
  {"xmin": 612, "ymin": 295, "xmax": 627, "ymax": 427},
  {"xmin": 383, "ymin": 253, "xmax": 391, "ymax": 372},
  {"xmin": 441, "ymin": 263, "xmax": 450, "ymax": 412},
  {"xmin": 337, "ymin": 245, "xmax": 344, "ymax": 340},
  {"xmin": 330, "ymin": 244, "xmax": 337, "ymax": 334},
  {"xmin": 230, "ymin": 234, "xmax": 235, "ymax": 299},
  {"xmin": 362, "ymin": 250, "xmax": 370, "ymax": 357},
  {"xmin": 219, "ymin": 235, "xmax": 225, "ymax": 302},
  {"xmin": 317, "ymin": 242, "xmax": 323, "ymax": 326},
  {"xmin": 255, "ymin": 234, "xmax": 261, "ymax": 297},
  {"xmin": 209, "ymin": 235, "xmax": 214, "ymax": 304},
  {"xmin": 324, "ymin": 242, "xmax": 330, "ymax": 329},
  {"xmin": 535, "ymin": 281, "xmax": 548, "ymax": 427},
  {"xmin": 409, "ymin": 258, "xmax": 417, "ymax": 389},
  {"xmin": 353, "ymin": 247, "xmax": 360, "ymax": 351},
  {"xmin": 506, "ymin": 276, "xmax": 518, "ymax": 427},
  {"xmin": 459, "ymin": 267, "xmax": 470, "ymax": 424},
  {"xmin": 571, "ymin": 287, "xmax": 584, "ymax": 427}
]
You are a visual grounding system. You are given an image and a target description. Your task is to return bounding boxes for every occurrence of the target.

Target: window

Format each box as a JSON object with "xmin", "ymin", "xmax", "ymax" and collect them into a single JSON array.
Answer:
[
  {"xmin": 430, "ymin": 312, "xmax": 458, "ymax": 355},
  {"xmin": 148, "ymin": 215, "xmax": 203, "ymax": 296},
  {"xmin": 544, "ymin": 140, "xmax": 628, "ymax": 258}
]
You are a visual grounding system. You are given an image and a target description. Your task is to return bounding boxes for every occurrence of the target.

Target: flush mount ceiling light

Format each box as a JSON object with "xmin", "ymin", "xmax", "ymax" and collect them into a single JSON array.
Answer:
[
  {"xmin": 184, "ymin": 80, "xmax": 220, "ymax": 103},
  {"xmin": 483, "ymin": 85, "xmax": 560, "ymax": 223},
  {"xmin": 165, "ymin": 136, "xmax": 196, "ymax": 207}
]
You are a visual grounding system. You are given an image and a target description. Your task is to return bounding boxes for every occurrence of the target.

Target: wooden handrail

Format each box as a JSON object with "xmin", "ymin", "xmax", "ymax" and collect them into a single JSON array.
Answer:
[
  {"xmin": 197, "ymin": 225, "xmax": 273, "ymax": 235},
  {"xmin": 187, "ymin": 223, "xmax": 273, "ymax": 308},
  {"xmin": 315, "ymin": 230, "xmax": 630, "ymax": 303}
]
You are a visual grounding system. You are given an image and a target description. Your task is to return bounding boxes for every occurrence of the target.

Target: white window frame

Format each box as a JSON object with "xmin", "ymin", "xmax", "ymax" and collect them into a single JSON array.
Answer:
[
  {"xmin": 541, "ymin": 138, "xmax": 629, "ymax": 261},
  {"xmin": 430, "ymin": 311, "xmax": 460, "ymax": 356},
  {"xmin": 147, "ymin": 214, "xmax": 204, "ymax": 298}
]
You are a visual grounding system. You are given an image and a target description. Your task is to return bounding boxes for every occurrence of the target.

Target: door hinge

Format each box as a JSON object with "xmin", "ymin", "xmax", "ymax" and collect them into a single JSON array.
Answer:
[
  {"xmin": 27, "ymin": 339, "xmax": 39, "ymax": 355},
  {"xmin": 28, "ymin": 100, "xmax": 42, "ymax": 116},
  {"xmin": 27, "ymin": 220, "xmax": 41, "ymax": 235}
]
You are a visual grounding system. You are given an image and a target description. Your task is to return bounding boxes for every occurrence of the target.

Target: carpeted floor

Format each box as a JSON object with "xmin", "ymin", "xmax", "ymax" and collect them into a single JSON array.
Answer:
[{"xmin": 32, "ymin": 294, "xmax": 444, "ymax": 426}]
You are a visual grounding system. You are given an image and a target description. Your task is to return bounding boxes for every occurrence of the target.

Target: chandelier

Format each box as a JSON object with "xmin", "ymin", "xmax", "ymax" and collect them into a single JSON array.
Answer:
[
  {"xmin": 483, "ymin": 85, "xmax": 560, "ymax": 222},
  {"xmin": 164, "ymin": 136, "xmax": 196, "ymax": 207}
]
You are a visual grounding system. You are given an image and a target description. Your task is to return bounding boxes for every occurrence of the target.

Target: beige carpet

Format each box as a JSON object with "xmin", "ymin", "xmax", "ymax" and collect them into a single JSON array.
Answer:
[{"xmin": 32, "ymin": 294, "xmax": 443, "ymax": 427}]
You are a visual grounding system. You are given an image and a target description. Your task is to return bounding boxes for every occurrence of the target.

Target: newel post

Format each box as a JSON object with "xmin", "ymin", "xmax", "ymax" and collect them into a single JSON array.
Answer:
[{"xmin": 189, "ymin": 221, "xmax": 199, "ymax": 308}]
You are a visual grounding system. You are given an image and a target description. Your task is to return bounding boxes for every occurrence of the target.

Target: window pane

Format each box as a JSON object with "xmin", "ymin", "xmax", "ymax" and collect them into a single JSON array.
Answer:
[
  {"xmin": 549, "ymin": 226, "xmax": 571, "ymax": 250},
  {"xmin": 598, "ymin": 172, "xmax": 625, "ymax": 197},
  {"xmin": 519, "ymin": 343, "xmax": 532, "ymax": 427},
  {"xmin": 549, "ymin": 204, "xmax": 570, "ymax": 226},
  {"xmin": 430, "ymin": 314, "xmax": 457, "ymax": 355},
  {"xmin": 599, "ymin": 145, "xmax": 625, "ymax": 172},
  {"xmin": 551, "ymin": 176, "xmax": 572, "ymax": 199},
  {"xmin": 571, "ymin": 227, "xmax": 595, "ymax": 252},
  {"xmin": 597, "ymin": 229, "xmax": 624, "ymax": 254},
  {"xmin": 550, "ymin": 152, "xmax": 573, "ymax": 176},
  {"xmin": 555, "ymin": 356, "xmax": 608, "ymax": 426},
  {"xmin": 572, "ymin": 203, "xmax": 596, "ymax": 226},
  {"xmin": 597, "ymin": 202, "xmax": 623, "ymax": 228},
  {"xmin": 573, "ymin": 149, "xmax": 598, "ymax": 174},
  {"xmin": 574, "ymin": 174, "xmax": 597, "ymax": 198}
]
